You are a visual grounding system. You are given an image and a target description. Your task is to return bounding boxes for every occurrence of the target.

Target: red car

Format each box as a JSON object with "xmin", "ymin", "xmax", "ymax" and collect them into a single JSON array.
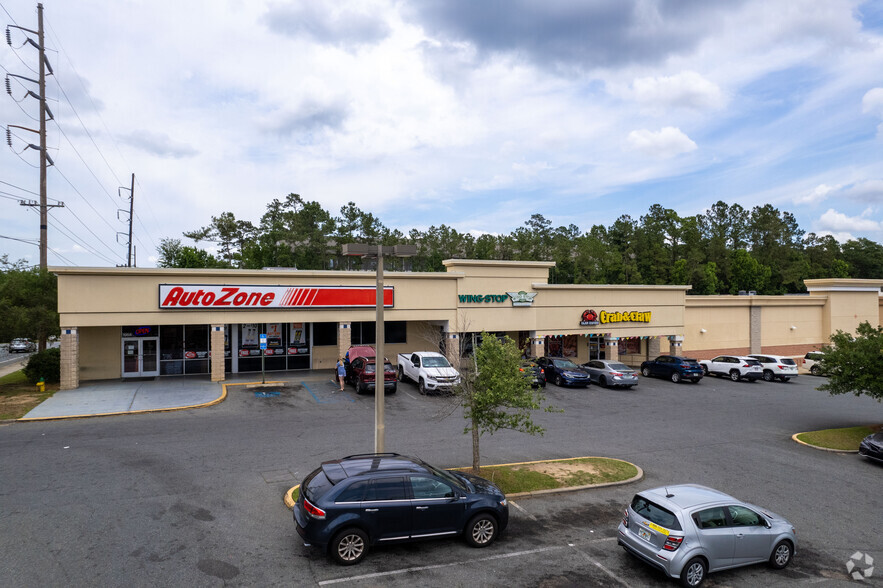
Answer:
[{"xmin": 347, "ymin": 354, "xmax": 397, "ymax": 395}]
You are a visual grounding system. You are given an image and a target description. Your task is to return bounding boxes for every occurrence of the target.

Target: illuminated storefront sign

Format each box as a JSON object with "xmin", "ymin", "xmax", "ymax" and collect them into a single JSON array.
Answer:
[
  {"xmin": 580, "ymin": 309, "xmax": 652, "ymax": 326},
  {"xmin": 457, "ymin": 291, "xmax": 537, "ymax": 306},
  {"xmin": 159, "ymin": 284, "xmax": 393, "ymax": 309}
]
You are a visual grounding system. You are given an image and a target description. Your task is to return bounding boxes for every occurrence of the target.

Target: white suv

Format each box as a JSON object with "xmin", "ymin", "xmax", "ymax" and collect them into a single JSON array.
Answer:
[
  {"xmin": 802, "ymin": 351, "xmax": 825, "ymax": 375},
  {"xmin": 699, "ymin": 355, "xmax": 764, "ymax": 382},
  {"xmin": 747, "ymin": 354, "xmax": 799, "ymax": 382}
]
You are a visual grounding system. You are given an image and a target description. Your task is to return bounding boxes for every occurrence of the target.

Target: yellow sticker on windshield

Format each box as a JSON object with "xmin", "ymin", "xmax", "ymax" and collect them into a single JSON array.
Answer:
[{"xmin": 644, "ymin": 521, "xmax": 670, "ymax": 536}]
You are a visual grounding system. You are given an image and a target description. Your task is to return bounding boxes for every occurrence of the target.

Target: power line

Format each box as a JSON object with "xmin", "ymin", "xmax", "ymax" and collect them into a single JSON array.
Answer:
[
  {"xmin": 24, "ymin": 205, "xmax": 118, "ymax": 265},
  {"xmin": 51, "ymin": 165, "xmax": 123, "ymax": 256},
  {"xmin": 52, "ymin": 117, "xmax": 118, "ymax": 207},
  {"xmin": 0, "ymin": 233, "xmax": 38, "ymax": 244},
  {"xmin": 0, "ymin": 179, "xmax": 39, "ymax": 195}
]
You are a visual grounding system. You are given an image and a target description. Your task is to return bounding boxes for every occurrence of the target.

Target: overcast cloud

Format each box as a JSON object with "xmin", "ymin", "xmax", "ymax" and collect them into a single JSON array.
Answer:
[{"xmin": 0, "ymin": 0, "xmax": 881, "ymax": 268}]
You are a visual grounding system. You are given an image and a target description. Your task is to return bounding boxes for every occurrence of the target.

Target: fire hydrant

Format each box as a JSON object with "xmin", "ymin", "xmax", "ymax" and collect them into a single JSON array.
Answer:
[{"xmin": 37, "ymin": 378, "xmax": 45, "ymax": 393}]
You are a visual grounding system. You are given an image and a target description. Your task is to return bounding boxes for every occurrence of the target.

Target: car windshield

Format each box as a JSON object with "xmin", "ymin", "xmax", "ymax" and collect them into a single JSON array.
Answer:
[
  {"xmin": 424, "ymin": 462, "xmax": 467, "ymax": 491},
  {"xmin": 422, "ymin": 356, "xmax": 450, "ymax": 368},
  {"xmin": 553, "ymin": 359, "xmax": 580, "ymax": 370},
  {"xmin": 608, "ymin": 363, "xmax": 631, "ymax": 371}
]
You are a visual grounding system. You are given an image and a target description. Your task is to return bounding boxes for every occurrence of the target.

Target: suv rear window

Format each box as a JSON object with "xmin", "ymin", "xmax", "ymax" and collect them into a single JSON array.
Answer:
[
  {"xmin": 631, "ymin": 496, "xmax": 682, "ymax": 531},
  {"xmin": 302, "ymin": 468, "xmax": 334, "ymax": 502},
  {"xmin": 780, "ymin": 358, "xmax": 796, "ymax": 366}
]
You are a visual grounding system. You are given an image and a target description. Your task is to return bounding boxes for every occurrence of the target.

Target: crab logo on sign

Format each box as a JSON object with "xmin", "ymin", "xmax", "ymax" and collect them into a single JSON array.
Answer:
[{"xmin": 580, "ymin": 309, "xmax": 599, "ymax": 326}]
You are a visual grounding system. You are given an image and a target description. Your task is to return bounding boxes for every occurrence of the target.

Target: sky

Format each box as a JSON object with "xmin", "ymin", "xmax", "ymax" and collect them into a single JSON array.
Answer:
[{"xmin": 1, "ymin": 0, "xmax": 883, "ymax": 268}]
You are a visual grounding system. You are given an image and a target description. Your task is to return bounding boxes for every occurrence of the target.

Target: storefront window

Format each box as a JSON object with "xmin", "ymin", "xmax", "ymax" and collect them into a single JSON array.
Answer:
[
  {"xmin": 184, "ymin": 325, "xmax": 209, "ymax": 374},
  {"xmin": 160, "ymin": 325, "xmax": 184, "ymax": 375},
  {"xmin": 313, "ymin": 322, "xmax": 336, "ymax": 346},
  {"xmin": 618, "ymin": 338, "xmax": 642, "ymax": 355}
]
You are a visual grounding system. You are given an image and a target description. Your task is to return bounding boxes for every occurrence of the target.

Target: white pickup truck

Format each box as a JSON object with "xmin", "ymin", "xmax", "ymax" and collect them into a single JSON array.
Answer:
[{"xmin": 396, "ymin": 351, "xmax": 461, "ymax": 394}]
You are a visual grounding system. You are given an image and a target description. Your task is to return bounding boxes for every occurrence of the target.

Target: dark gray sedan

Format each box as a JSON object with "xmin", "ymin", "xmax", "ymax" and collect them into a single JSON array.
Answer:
[{"xmin": 581, "ymin": 359, "xmax": 639, "ymax": 388}]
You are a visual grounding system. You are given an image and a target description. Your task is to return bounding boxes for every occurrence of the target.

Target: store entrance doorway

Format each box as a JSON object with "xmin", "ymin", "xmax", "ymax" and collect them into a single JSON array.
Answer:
[{"xmin": 122, "ymin": 337, "xmax": 159, "ymax": 378}]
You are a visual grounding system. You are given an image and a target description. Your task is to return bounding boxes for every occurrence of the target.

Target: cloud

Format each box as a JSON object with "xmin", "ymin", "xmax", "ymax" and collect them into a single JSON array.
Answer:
[
  {"xmin": 816, "ymin": 208, "xmax": 882, "ymax": 233},
  {"xmin": 266, "ymin": 102, "xmax": 349, "ymax": 137},
  {"xmin": 631, "ymin": 71, "xmax": 725, "ymax": 110},
  {"xmin": 794, "ymin": 183, "xmax": 838, "ymax": 204},
  {"xmin": 861, "ymin": 87, "xmax": 883, "ymax": 115},
  {"xmin": 120, "ymin": 131, "xmax": 198, "ymax": 158},
  {"xmin": 403, "ymin": 0, "xmax": 737, "ymax": 70},
  {"xmin": 627, "ymin": 127, "xmax": 697, "ymax": 158},
  {"xmin": 263, "ymin": 1, "xmax": 391, "ymax": 47},
  {"xmin": 841, "ymin": 179, "xmax": 883, "ymax": 202}
]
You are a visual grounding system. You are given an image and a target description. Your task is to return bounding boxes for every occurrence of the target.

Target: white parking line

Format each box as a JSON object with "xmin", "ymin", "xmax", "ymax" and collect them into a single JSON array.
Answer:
[
  {"xmin": 567, "ymin": 543, "xmax": 629, "ymax": 586},
  {"xmin": 509, "ymin": 500, "xmax": 538, "ymax": 521},
  {"xmin": 317, "ymin": 546, "xmax": 561, "ymax": 585}
]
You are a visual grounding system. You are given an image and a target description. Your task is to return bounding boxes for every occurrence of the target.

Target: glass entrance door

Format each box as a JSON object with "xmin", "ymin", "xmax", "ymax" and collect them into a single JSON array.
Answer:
[{"xmin": 122, "ymin": 338, "xmax": 160, "ymax": 377}]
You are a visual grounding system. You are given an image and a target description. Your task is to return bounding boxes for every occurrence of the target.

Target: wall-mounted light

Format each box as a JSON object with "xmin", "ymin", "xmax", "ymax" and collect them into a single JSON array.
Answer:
[
  {"xmin": 699, "ymin": 328, "xmax": 707, "ymax": 334},
  {"xmin": 790, "ymin": 325, "xmax": 797, "ymax": 330}
]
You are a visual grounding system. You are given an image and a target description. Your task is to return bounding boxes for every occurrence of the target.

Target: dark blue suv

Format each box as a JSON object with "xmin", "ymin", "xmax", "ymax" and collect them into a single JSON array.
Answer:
[
  {"xmin": 293, "ymin": 453, "xmax": 509, "ymax": 565},
  {"xmin": 640, "ymin": 355, "xmax": 704, "ymax": 383}
]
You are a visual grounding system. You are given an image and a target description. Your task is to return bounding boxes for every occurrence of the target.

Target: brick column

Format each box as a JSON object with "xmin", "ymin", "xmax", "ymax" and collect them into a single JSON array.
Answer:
[
  {"xmin": 529, "ymin": 334, "xmax": 544, "ymax": 359},
  {"xmin": 444, "ymin": 332, "xmax": 460, "ymax": 369},
  {"xmin": 60, "ymin": 328, "xmax": 79, "ymax": 390},
  {"xmin": 338, "ymin": 322, "xmax": 351, "ymax": 361},
  {"xmin": 605, "ymin": 337, "xmax": 619, "ymax": 362},
  {"xmin": 669, "ymin": 335, "xmax": 684, "ymax": 356},
  {"xmin": 647, "ymin": 337, "xmax": 660, "ymax": 360},
  {"xmin": 210, "ymin": 324, "xmax": 226, "ymax": 382}
]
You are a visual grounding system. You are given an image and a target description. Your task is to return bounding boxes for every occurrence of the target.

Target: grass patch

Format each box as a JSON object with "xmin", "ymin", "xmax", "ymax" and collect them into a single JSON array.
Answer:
[
  {"xmin": 0, "ymin": 369, "xmax": 56, "ymax": 420},
  {"xmin": 458, "ymin": 457, "xmax": 639, "ymax": 494},
  {"xmin": 290, "ymin": 486, "xmax": 299, "ymax": 503},
  {"xmin": 796, "ymin": 425, "xmax": 883, "ymax": 451}
]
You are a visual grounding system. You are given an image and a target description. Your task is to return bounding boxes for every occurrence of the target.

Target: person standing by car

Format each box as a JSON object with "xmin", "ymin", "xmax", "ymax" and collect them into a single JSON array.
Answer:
[{"xmin": 336, "ymin": 358, "xmax": 346, "ymax": 391}]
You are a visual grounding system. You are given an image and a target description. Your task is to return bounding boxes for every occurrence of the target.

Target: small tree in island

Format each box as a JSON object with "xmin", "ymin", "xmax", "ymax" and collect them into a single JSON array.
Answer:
[
  {"xmin": 458, "ymin": 331, "xmax": 559, "ymax": 473},
  {"xmin": 818, "ymin": 321, "xmax": 883, "ymax": 402}
]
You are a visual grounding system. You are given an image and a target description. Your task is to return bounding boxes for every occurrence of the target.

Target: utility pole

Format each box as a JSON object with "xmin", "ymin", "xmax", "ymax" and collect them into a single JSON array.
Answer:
[
  {"xmin": 5, "ymin": 2, "xmax": 57, "ymax": 269},
  {"xmin": 118, "ymin": 173, "xmax": 135, "ymax": 266}
]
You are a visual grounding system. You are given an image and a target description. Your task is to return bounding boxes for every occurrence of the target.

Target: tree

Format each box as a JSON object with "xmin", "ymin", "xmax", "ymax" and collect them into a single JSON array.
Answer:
[
  {"xmin": 0, "ymin": 264, "xmax": 59, "ymax": 349},
  {"xmin": 818, "ymin": 322, "xmax": 883, "ymax": 401},
  {"xmin": 458, "ymin": 332, "xmax": 557, "ymax": 473},
  {"xmin": 156, "ymin": 238, "xmax": 230, "ymax": 269}
]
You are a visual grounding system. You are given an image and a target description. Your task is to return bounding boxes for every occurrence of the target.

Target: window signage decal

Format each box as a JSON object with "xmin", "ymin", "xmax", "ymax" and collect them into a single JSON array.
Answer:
[
  {"xmin": 580, "ymin": 309, "xmax": 651, "ymax": 326},
  {"xmin": 159, "ymin": 284, "xmax": 393, "ymax": 309}
]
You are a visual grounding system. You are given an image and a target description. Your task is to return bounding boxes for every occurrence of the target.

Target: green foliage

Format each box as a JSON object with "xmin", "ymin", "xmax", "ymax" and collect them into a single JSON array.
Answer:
[
  {"xmin": 465, "ymin": 332, "xmax": 552, "ymax": 438},
  {"xmin": 0, "ymin": 265, "xmax": 59, "ymax": 344},
  {"xmin": 156, "ymin": 238, "xmax": 231, "ymax": 268},
  {"xmin": 23, "ymin": 347, "xmax": 60, "ymax": 384},
  {"xmin": 818, "ymin": 322, "xmax": 883, "ymax": 401}
]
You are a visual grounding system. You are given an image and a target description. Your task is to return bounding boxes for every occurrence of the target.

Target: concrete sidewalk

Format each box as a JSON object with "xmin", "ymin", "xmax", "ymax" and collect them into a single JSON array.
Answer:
[{"xmin": 19, "ymin": 376, "xmax": 227, "ymax": 421}]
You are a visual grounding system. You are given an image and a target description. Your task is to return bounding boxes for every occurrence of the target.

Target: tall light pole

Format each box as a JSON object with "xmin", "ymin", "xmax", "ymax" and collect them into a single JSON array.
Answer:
[{"xmin": 342, "ymin": 243, "xmax": 416, "ymax": 452}]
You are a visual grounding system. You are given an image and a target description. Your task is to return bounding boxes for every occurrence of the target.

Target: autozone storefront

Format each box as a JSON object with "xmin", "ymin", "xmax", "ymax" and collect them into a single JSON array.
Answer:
[{"xmin": 53, "ymin": 262, "xmax": 883, "ymax": 390}]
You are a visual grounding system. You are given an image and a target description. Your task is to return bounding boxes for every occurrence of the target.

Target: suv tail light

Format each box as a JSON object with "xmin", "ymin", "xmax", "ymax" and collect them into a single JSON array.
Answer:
[
  {"xmin": 662, "ymin": 535, "xmax": 683, "ymax": 551},
  {"xmin": 622, "ymin": 508, "xmax": 629, "ymax": 528},
  {"xmin": 303, "ymin": 497, "xmax": 326, "ymax": 519}
]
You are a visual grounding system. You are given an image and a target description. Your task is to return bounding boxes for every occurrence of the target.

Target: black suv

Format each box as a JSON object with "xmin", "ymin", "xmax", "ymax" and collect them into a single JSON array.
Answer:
[{"xmin": 293, "ymin": 453, "xmax": 509, "ymax": 565}]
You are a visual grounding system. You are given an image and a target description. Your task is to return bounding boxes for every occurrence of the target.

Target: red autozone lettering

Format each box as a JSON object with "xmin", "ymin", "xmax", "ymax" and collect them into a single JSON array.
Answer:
[{"xmin": 159, "ymin": 285, "xmax": 392, "ymax": 308}]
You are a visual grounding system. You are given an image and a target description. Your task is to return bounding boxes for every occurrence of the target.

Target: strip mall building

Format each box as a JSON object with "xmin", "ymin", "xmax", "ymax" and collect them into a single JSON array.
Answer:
[{"xmin": 54, "ymin": 260, "xmax": 883, "ymax": 389}]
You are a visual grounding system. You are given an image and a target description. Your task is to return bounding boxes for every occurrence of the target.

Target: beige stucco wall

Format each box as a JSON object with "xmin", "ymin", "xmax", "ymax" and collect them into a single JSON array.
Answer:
[{"xmin": 79, "ymin": 326, "xmax": 120, "ymax": 381}]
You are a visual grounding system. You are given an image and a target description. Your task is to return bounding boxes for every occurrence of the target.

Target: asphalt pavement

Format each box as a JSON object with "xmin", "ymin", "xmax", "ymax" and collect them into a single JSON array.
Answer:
[{"xmin": 0, "ymin": 368, "xmax": 880, "ymax": 587}]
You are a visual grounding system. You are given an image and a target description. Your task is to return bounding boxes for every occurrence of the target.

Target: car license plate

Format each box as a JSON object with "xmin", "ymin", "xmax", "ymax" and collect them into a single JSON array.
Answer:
[{"xmin": 638, "ymin": 528, "xmax": 652, "ymax": 542}]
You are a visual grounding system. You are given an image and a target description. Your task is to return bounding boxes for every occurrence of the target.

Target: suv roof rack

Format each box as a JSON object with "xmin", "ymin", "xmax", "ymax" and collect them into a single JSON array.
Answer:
[{"xmin": 342, "ymin": 452, "xmax": 402, "ymax": 460}]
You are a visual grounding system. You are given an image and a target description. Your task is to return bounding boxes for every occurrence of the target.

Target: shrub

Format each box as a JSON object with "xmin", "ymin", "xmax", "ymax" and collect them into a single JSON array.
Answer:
[{"xmin": 23, "ymin": 347, "xmax": 60, "ymax": 384}]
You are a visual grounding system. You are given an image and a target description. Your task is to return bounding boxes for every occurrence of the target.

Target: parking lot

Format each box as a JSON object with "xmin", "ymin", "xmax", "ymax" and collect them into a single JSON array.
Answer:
[{"xmin": 1, "ymin": 370, "xmax": 880, "ymax": 586}]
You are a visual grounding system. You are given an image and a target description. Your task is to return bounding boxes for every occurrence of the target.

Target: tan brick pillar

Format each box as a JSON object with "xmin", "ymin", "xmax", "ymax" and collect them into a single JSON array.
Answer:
[
  {"xmin": 210, "ymin": 324, "xmax": 226, "ymax": 382},
  {"xmin": 669, "ymin": 335, "xmax": 684, "ymax": 356},
  {"xmin": 338, "ymin": 322, "xmax": 352, "ymax": 361},
  {"xmin": 605, "ymin": 337, "xmax": 619, "ymax": 362},
  {"xmin": 444, "ymin": 332, "xmax": 460, "ymax": 369},
  {"xmin": 647, "ymin": 337, "xmax": 661, "ymax": 360},
  {"xmin": 60, "ymin": 328, "xmax": 79, "ymax": 390},
  {"xmin": 529, "ymin": 334, "xmax": 544, "ymax": 359}
]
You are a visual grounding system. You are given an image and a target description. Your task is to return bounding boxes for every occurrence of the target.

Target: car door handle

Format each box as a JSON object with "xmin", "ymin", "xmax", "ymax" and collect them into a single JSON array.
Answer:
[
  {"xmin": 735, "ymin": 533, "xmax": 744, "ymax": 538},
  {"xmin": 364, "ymin": 508, "xmax": 379, "ymax": 512},
  {"xmin": 415, "ymin": 506, "xmax": 429, "ymax": 510}
]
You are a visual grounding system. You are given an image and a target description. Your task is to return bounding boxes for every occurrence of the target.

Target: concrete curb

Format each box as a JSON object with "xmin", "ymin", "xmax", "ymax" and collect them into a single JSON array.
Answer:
[
  {"xmin": 15, "ymin": 380, "xmax": 241, "ymax": 422},
  {"xmin": 282, "ymin": 456, "xmax": 643, "ymax": 510},
  {"xmin": 791, "ymin": 432, "xmax": 859, "ymax": 453}
]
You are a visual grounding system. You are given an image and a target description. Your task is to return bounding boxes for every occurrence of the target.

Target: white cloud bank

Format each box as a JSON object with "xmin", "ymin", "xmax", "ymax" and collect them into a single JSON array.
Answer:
[
  {"xmin": 627, "ymin": 127, "xmax": 697, "ymax": 158},
  {"xmin": 631, "ymin": 71, "xmax": 725, "ymax": 111},
  {"xmin": 817, "ymin": 208, "xmax": 882, "ymax": 235}
]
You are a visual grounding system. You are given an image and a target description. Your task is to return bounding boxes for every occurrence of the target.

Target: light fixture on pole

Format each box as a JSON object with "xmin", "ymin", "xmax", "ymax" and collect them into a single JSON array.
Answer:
[{"xmin": 342, "ymin": 243, "xmax": 417, "ymax": 453}]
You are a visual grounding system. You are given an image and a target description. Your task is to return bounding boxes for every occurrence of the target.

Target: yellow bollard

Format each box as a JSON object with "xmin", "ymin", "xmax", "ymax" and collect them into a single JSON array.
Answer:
[{"xmin": 37, "ymin": 378, "xmax": 45, "ymax": 393}]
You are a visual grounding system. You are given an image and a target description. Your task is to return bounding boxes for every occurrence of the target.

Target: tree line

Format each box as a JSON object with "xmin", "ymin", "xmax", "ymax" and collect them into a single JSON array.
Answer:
[{"xmin": 157, "ymin": 194, "xmax": 883, "ymax": 295}]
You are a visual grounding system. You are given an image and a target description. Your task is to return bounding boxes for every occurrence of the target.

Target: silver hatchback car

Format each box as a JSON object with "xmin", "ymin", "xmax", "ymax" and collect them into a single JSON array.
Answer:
[{"xmin": 618, "ymin": 484, "xmax": 796, "ymax": 587}]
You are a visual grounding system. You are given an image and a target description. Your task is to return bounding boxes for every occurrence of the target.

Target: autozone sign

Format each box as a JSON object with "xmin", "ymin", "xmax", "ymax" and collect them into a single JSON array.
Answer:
[{"xmin": 159, "ymin": 284, "xmax": 393, "ymax": 309}]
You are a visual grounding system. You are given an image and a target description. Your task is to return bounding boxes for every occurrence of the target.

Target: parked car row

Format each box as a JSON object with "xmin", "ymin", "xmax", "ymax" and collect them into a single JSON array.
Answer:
[{"xmin": 294, "ymin": 454, "xmax": 796, "ymax": 588}]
